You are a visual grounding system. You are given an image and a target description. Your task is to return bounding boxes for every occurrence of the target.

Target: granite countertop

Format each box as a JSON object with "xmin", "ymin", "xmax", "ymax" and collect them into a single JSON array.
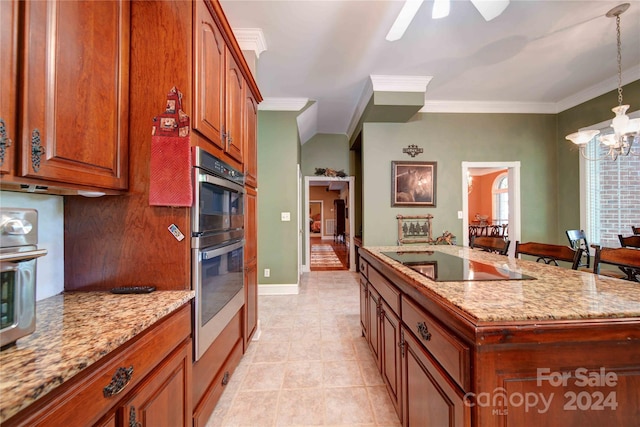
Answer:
[
  {"xmin": 363, "ymin": 245, "xmax": 640, "ymax": 323},
  {"xmin": 0, "ymin": 290, "xmax": 195, "ymax": 423}
]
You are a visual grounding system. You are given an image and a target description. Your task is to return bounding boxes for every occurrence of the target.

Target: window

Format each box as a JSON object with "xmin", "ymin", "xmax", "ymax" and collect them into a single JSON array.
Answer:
[
  {"xmin": 492, "ymin": 173, "xmax": 508, "ymax": 225},
  {"xmin": 580, "ymin": 112, "xmax": 640, "ymax": 247}
]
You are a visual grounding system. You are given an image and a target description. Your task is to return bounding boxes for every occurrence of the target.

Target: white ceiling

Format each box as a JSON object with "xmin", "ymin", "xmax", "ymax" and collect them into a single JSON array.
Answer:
[{"xmin": 221, "ymin": 0, "xmax": 640, "ymax": 140}]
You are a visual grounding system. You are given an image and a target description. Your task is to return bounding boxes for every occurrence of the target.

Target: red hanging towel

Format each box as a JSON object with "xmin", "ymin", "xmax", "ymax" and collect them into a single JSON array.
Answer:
[{"xmin": 149, "ymin": 87, "xmax": 193, "ymax": 207}]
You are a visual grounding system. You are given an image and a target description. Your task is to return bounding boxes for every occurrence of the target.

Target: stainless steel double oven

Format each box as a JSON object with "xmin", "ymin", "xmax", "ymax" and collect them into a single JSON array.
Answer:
[{"xmin": 192, "ymin": 147, "xmax": 245, "ymax": 361}]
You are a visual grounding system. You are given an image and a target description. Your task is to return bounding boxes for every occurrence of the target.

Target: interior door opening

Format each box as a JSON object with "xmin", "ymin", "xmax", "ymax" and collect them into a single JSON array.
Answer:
[
  {"xmin": 462, "ymin": 162, "xmax": 521, "ymax": 257},
  {"xmin": 304, "ymin": 176, "xmax": 355, "ymax": 272}
]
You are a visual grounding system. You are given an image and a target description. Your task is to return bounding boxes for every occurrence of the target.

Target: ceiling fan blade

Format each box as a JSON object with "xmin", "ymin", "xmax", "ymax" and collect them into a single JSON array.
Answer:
[
  {"xmin": 386, "ymin": 0, "xmax": 425, "ymax": 41},
  {"xmin": 469, "ymin": 0, "xmax": 509, "ymax": 21}
]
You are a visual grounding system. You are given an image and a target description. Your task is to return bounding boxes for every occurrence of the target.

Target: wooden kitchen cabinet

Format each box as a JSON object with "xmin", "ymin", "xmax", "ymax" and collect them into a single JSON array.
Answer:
[
  {"xmin": 244, "ymin": 90, "xmax": 258, "ymax": 189},
  {"xmin": 193, "ymin": 0, "xmax": 247, "ymax": 168},
  {"xmin": 381, "ymin": 299, "xmax": 402, "ymax": 417},
  {"xmin": 194, "ymin": 0, "xmax": 226, "ymax": 151},
  {"xmin": 244, "ymin": 187, "xmax": 258, "ymax": 347},
  {"xmin": 0, "ymin": 0, "xmax": 17, "ymax": 176},
  {"xmin": 363, "ymin": 265, "xmax": 403, "ymax": 420},
  {"xmin": 119, "ymin": 340, "xmax": 192, "ymax": 427},
  {"xmin": 359, "ymin": 278, "xmax": 368, "ymax": 338},
  {"xmin": 10, "ymin": 0, "xmax": 129, "ymax": 190},
  {"xmin": 4, "ymin": 304, "xmax": 192, "ymax": 427},
  {"xmin": 401, "ymin": 327, "xmax": 470, "ymax": 427},
  {"xmin": 366, "ymin": 284, "xmax": 382, "ymax": 367}
]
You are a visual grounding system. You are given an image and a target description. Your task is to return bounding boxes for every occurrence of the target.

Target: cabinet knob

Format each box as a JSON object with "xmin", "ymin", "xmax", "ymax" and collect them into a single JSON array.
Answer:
[
  {"xmin": 103, "ymin": 365, "xmax": 134, "ymax": 397},
  {"xmin": 417, "ymin": 322, "xmax": 432, "ymax": 342},
  {"xmin": 0, "ymin": 118, "xmax": 11, "ymax": 167},
  {"xmin": 222, "ymin": 371, "xmax": 230, "ymax": 386}
]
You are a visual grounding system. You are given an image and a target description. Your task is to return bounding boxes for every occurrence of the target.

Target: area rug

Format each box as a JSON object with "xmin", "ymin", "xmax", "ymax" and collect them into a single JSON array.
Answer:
[{"xmin": 311, "ymin": 244, "xmax": 344, "ymax": 268}]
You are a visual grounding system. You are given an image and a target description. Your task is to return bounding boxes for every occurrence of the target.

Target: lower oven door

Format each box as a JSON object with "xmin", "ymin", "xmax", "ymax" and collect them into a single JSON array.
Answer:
[{"xmin": 193, "ymin": 239, "xmax": 244, "ymax": 361}]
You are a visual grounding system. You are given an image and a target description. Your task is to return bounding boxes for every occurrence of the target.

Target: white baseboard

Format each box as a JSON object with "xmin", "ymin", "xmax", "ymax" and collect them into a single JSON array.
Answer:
[{"xmin": 258, "ymin": 283, "xmax": 300, "ymax": 295}]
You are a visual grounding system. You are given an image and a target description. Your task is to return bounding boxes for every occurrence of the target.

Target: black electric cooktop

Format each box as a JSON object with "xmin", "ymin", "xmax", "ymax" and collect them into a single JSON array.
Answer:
[{"xmin": 382, "ymin": 250, "xmax": 536, "ymax": 282}]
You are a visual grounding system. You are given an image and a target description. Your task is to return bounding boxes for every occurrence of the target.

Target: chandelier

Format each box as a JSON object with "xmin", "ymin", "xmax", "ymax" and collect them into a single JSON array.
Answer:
[{"xmin": 565, "ymin": 3, "xmax": 640, "ymax": 161}]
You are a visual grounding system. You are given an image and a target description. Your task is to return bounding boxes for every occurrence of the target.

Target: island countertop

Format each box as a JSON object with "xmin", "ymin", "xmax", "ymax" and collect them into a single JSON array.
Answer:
[
  {"xmin": 362, "ymin": 245, "xmax": 640, "ymax": 323},
  {"xmin": 0, "ymin": 290, "xmax": 195, "ymax": 423}
]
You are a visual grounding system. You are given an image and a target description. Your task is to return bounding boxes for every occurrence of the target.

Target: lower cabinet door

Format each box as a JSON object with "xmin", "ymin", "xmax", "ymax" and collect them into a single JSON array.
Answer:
[
  {"xmin": 359, "ymin": 277, "xmax": 368, "ymax": 337},
  {"xmin": 121, "ymin": 340, "xmax": 192, "ymax": 427},
  {"xmin": 367, "ymin": 285, "xmax": 381, "ymax": 367},
  {"xmin": 381, "ymin": 300, "xmax": 402, "ymax": 420},
  {"xmin": 401, "ymin": 328, "xmax": 470, "ymax": 427}
]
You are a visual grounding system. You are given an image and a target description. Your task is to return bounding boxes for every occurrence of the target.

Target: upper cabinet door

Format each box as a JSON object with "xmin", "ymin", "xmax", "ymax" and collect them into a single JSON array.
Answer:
[
  {"xmin": 20, "ymin": 0, "xmax": 130, "ymax": 190},
  {"xmin": 194, "ymin": 0, "xmax": 225, "ymax": 151},
  {"xmin": 244, "ymin": 91, "xmax": 258, "ymax": 188},
  {"xmin": 225, "ymin": 51, "xmax": 244, "ymax": 164},
  {"xmin": 0, "ymin": 0, "xmax": 17, "ymax": 176}
]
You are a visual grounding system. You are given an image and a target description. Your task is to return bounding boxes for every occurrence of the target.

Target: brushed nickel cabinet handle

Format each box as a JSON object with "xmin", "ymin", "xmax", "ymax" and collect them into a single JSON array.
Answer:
[
  {"xmin": 103, "ymin": 366, "xmax": 134, "ymax": 397},
  {"xmin": 417, "ymin": 322, "xmax": 432, "ymax": 342}
]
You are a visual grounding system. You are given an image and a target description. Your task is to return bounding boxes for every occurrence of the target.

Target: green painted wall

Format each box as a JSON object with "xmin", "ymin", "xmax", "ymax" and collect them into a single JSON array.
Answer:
[
  {"xmin": 300, "ymin": 133, "xmax": 350, "ymax": 176},
  {"xmin": 361, "ymin": 113, "xmax": 558, "ymax": 246},
  {"xmin": 257, "ymin": 111, "xmax": 301, "ymax": 285},
  {"xmin": 255, "ymin": 80, "xmax": 639, "ymax": 282},
  {"xmin": 556, "ymin": 80, "xmax": 640, "ymax": 237}
]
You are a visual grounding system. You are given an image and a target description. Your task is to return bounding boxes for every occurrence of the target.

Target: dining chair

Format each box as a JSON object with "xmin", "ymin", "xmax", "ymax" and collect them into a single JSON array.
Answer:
[
  {"xmin": 565, "ymin": 229, "xmax": 590, "ymax": 268},
  {"xmin": 470, "ymin": 236, "xmax": 510, "ymax": 255},
  {"xmin": 632, "ymin": 226, "xmax": 640, "ymax": 235},
  {"xmin": 618, "ymin": 234, "xmax": 640, "ymax": 249},
  {"xmin": 515, "ymin": 241, "xmax": 583, "ymax": 270},
  {"xmin": 592, "ymin": 245, "xmax": 640, "ymax": 282}
]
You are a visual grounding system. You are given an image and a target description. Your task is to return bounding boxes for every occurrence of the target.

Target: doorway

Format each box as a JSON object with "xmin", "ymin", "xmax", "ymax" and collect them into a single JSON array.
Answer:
[
  {"xmin": 461, "ymin": 161, "xmax": 521, "ymax": 257},
  {"xmin": 303, "ymin": 176, "xmax": 355, "ymax": 272}
]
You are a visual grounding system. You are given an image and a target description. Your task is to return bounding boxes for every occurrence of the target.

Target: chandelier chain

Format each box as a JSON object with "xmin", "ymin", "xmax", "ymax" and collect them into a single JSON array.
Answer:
[{"xmin": 616, "ymin": 14, "xmax": 623, "ymax": 106}]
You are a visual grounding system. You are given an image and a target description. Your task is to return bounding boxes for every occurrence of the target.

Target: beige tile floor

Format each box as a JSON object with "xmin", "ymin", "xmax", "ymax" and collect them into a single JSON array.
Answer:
[{"xmin": 206, "ymin": 271, "xmax": 401, "ymax": 427}]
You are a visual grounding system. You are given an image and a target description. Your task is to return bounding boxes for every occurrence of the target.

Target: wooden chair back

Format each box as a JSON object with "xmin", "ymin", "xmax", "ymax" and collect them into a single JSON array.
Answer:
[
  {"xmin": 632, "ymin": 226, "xmax": 640, "ymax": 235},
  {"xmin": 470, "ymin": 236, "xmax": 510, "ymax": 255},
  {"xmin": 593, "ymin": 245, "xmax": 640, "ymax": 282},
  {"xmin": 515, "ymin": 241, "xmax": 582, "ymax": 270},
  {"xmin": 565, "ymin": 229, "xmax": 590, "ymax": 268},
  {"xmin": 618, "ymin": 234, "xmax": 640, "ymax": 249}
]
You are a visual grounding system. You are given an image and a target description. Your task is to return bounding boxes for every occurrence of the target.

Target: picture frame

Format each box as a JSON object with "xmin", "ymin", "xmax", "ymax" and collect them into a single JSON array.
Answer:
[{"xmin": 391, "ymin": 161, "xmax": 437, "ymax": 207}]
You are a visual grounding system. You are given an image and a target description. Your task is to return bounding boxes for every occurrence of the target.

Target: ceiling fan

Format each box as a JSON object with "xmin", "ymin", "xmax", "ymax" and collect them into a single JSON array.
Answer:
[{"xmin": 386, "ymin": 0, "xmax": 510, "ymax": 41}]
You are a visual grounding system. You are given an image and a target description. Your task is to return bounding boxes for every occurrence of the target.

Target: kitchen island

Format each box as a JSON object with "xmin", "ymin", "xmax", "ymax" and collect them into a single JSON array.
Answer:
[
  {"xmin": 0, "ymin": 290, "xmax": 194, "ymax": 426},
  {"xmin": 359, "ymin": 245, "xmax": 640, "ymax": 427}
]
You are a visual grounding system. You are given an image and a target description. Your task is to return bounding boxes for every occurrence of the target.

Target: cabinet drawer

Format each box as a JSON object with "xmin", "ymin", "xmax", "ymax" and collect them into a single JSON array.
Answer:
[
  {"xmin": 8, "ymin": 304, "xmax": 191, "ymax": 427},
  {"xmin": 402, "ymin": 297, "xmax": 470, "ymax": 390},
  {"xmin": 369, "ymin": 267, "xmax": 400, "ymax": 315}
]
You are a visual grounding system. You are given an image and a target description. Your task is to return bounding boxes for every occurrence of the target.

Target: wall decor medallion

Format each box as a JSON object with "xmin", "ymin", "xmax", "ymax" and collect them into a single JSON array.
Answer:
[
  {"xmin": 402, "ymin": 144, "xmax": 423, "ymax": 157},
  {"xmin": 391, "ymin": 160, "xmax": 436, "ymax": 207}
]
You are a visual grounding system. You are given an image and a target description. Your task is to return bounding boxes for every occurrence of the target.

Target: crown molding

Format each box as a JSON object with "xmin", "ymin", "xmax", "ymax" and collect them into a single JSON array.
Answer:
[
  {"xmin": 556, "ymin": 65, "xmax": 640, "ymax": 113},
  {"xmin": 370, "ymin": 75, "xmax": 433, "ymax": 92},
  {"xmin": 258, "ymin": 97, "xmax": 309, "ymax": 111},
  {"xmin": 232, "ymin": 28, "xmax": 268, "ymax": 58},
  {"xmin": 420, "ymin": 100, "xmax": 558, "ymax": 114}
]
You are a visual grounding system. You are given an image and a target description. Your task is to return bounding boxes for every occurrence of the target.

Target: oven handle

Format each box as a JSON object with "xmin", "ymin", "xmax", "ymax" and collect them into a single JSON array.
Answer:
[
  {"xmin": 0, "ymin": 249, "xmax": 48, "ymax": 263},
  {"xmin": 198, "ymin": 173, "xmax": 245, "ymax": 194},
  {"xmin": 201, "ymin": 239, "xmax": 245, "ymax": 260}
]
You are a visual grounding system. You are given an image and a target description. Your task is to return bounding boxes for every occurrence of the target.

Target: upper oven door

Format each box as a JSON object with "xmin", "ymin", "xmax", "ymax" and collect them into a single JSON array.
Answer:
[{"xmin": 192, "ymin": 170, "xmax": 245, "ymax": 247}]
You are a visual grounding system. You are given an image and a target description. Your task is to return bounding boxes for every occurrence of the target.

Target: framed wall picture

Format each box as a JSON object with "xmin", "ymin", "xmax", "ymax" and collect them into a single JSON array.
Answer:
[{"xmin": 391, "ymin": 161, "xmax": 437, "ymax": 207}]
